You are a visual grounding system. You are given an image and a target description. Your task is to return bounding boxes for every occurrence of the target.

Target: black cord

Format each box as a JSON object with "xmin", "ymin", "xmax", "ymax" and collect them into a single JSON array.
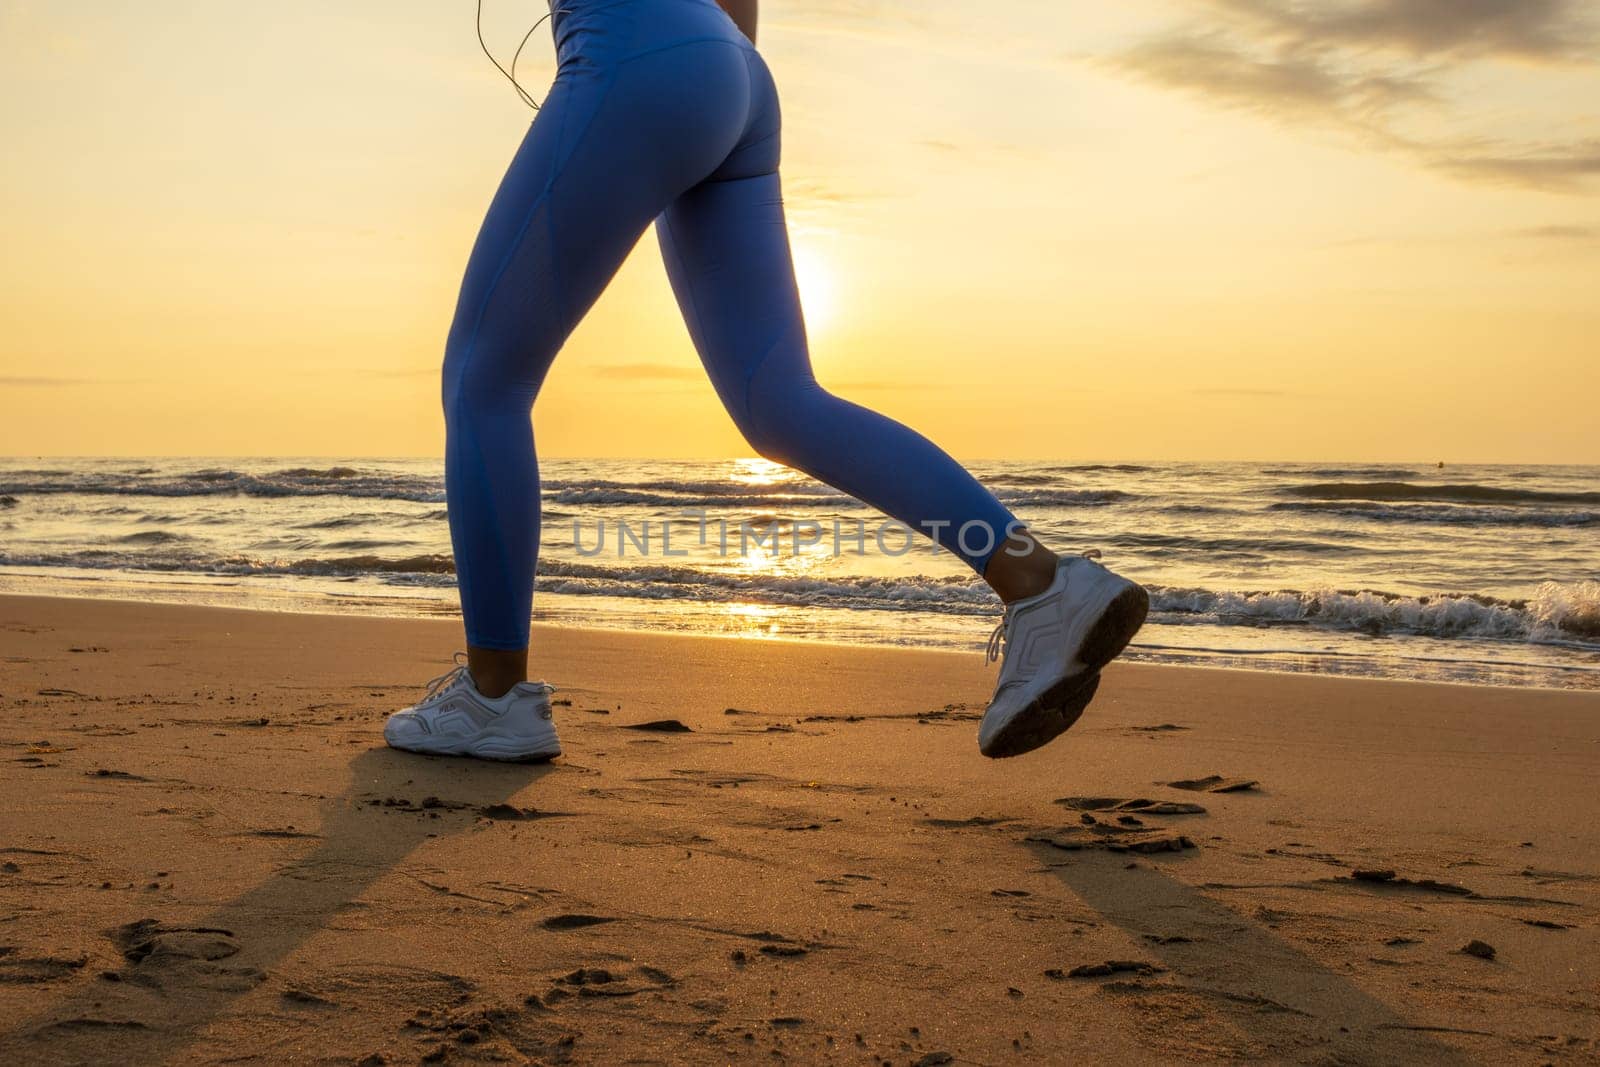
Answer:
[
  {"xmin": 476, "ymin": 0, "xmax": 552, "ymax": 110},
  {"xmin": 510, "ymin": 13, "xmax": 546, "ymax": 97}
]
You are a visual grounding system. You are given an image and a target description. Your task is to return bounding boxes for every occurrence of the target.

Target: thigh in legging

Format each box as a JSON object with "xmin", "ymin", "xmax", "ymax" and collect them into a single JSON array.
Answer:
[
  {"xmin": 443, "ymin": 42, "xmax": 752, "ymax": 650},
  {"xmin": 655, "ymin": 52, "xmax": 1019, "ymax": 575}
]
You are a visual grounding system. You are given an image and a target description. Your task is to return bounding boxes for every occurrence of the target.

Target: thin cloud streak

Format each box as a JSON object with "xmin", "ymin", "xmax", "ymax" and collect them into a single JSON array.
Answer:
[
  {"xmin": 1514, "ymin": 223, "xmax": 1599, "ymax": 239},
  {"xmin": 1207, "ymin": 0, "xmax": 1597, "ymax": 61},
  {"xmin": 1107, "ymin": 0, "xmax": 1600, "ymax": 193}
]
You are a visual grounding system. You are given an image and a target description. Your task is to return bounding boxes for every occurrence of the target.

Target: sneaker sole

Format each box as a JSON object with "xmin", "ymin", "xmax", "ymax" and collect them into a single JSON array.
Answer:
[
  {"xmin": 979, "ymin": 583, "xmax": 1150, "ymax": 759},
  {"xmin": 386, "ymin": 734, "xmax": 562, "ymax": 763}
]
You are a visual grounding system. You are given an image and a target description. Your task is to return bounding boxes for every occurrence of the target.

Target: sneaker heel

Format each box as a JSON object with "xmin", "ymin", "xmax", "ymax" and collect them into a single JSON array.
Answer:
[{"xmin": 1081, "ymin": 584, "xmax": 1149, "ymax": 669}]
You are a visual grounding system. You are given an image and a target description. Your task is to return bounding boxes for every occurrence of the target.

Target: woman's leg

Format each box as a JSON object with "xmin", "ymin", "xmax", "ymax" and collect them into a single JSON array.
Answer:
[
  {"xmin": 443, "ymin": 43, "xmax": 755, "ymax": 694},
  {"xmin": 656, "ymin": 50, "xmax": 1058, "ymax": 598}
]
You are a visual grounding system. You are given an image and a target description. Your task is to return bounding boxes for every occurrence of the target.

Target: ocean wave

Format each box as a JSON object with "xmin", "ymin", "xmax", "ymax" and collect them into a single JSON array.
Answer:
[
  {"xmin": 1261, "ymin": 467, "xmax": 1420, "ymax": 478},
  {"xmin": 295, "ymin": 514, "xmax": 376, "ymax": 529},
  {"xmin": 322, "ymin": 538, "xmax": 409, "ymax": 551},
  {"xmin": 112, "ymin": 530, "xmax": 192, "ymax": 546},
  {"xmin": 534, "ymin": 558, "xmax": 997, "ymax": 613},
  {"xmin": 1109, "ymin": 532, "xmax": 1357, "ymax": 556},
  {"xmin": 0, "ymin": 468, "xmax": 447, "ymax": 503},
  {"xmin": 6, "ymin": 539, "xmax": 1596, "ymax": 648},
  {"xmin": 1149, "ymin": 582, "xmax": 1600, "ymax": 644},
  {"xmin": 548, "ymin": 486, "xmax": 1134, "ymax": 509},
  {"xmin": 542, "ymin": 477, "xmax": 846, "ymax": 499},
  {"xmin": 0, "ymin": 466, "xmax": 1118, "ymax": 512},
  {"xmin": 977, "ymin": 465, "xmax": 1152, "ymax": 485},
  {"xmin": 0, "ymin": 549, "xmax": 1001, "ymax": 610},
  {"xmin": 0, "ymin": 548, "xmax": 453, "ymax": 582},
  {"xmin": 994, "ymin": 488, "xmax": 1134, "ymax": 507},
  {"xmin": 1269, "ymin": 501, "xmax": 1600, "ymax": 527},
  {"xmin": 976, "ymin": 472, "xmax": 1056, "ymax": 486},
  {"xmin": 543, "ymin": 487, "xmax": 859, "ymax": 508},
  {"xmin": 1159, "ymin": 504, "xmax": 1229, "ymax": 516},
  {"xmin": 1283, "ymin": 481, "xmax": 1600, "ymax": 506},
  {"xmin": 1531, "ymin": 581, "xmax": 1600, "ymax": 639},
  {"xmin": 272, "ymin": 466, "xmax": 364, "ymax": 479},
  {"xmin": 0, "ymin": 468, "xmax": 891, "ymax": 510},
  {"xmin": 287, "ymin": 554, "xmax": 457, "ymax": 576}
]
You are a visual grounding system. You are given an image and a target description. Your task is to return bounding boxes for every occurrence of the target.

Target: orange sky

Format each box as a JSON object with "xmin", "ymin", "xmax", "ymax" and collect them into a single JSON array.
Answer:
[{"xmin": 2, "ymin": 0, "xmax": 1598, "ymax": 462}]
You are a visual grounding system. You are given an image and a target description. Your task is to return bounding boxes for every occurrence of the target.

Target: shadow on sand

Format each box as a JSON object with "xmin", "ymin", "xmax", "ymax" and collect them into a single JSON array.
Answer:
[
  {"xmin": 1, "ymin": 747, "xmax": 558, "ymax": 1064},
  {"xmin": 1035, "ymin": 845, "xmax": 1481, "ymax": 1065}
]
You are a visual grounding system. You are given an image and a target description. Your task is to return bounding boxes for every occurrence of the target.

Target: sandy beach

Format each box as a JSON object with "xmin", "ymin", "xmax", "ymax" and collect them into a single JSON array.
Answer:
[{"xmin": 1, "ymin": 593, "xmax": 1597, "ymax": 1065}]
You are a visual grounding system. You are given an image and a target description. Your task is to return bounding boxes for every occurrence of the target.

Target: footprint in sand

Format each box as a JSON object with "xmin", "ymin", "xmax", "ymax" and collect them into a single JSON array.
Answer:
[
  {"xmin": 86, "ymin": 769, "xmax": 150, "ymax": 782},
  {"xmin": 279, "ymin": 988, "xmax": 338, "ymax": 1009},
  {"xmin": 1046, "ymin": 960, "xmax": 1164, "ymax": 979},
  {"xmin": 758, "ymin": 944, "xmax": 807, "ymax": 958},
  {"xmin": 1058, "ymin": 797, "xmax": 1207, "ymax": 815},
  {"xmin": 1026, "ymin": 823, "xmax": 1197, "ymax": 855},
  {"xmin": 532, "ymin": 963, "xmax": 676, "ymax": 1006},
  {"xmin": 1340, "ymin": 869, "xmax": 1472, "ymax": 896},
  {"xmin": 403, "ymin": 1001, "xmax": 576, "ymax": 1060},
  {"xmin": 0, "ymin": 951, "xmax": 88, "ymax": 983},
  {"xmin": 1163, "ymin": 775, "xmax": 1258, "ymax": 793},
  {"xmin": 623, "ymin": 719, "xmax": 693, "ymax": 733},
  {"xmin": 539, "ymin": 913, "xmax": 616, "ymax": 931},
  {"xmin": 476, "ymin": 804, "xmax": 569, "ymax": 821},
  {"xmin": 363, "ymin": 795, "xmax": 471, "ymax": 814},
  {"xmin": 112, "ymin": 919, "xmax": 240, "ymax": 964},
  {"xmin": 105, "ymin": 919, "xmax": 262, "ymax": 993}
]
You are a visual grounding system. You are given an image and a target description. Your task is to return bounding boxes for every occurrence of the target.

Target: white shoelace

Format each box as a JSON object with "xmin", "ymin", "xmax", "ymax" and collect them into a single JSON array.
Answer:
[
  {"xmin": 422, "ymin": 653, "xmax": 472, "ymax": 703},
  {"xmin": 985, "ymin": 613, "xmax": 1013, "ymax": 664},
  {"xmin": 420, "ymin": 652, "xmax": 559, "ymax": 703}
]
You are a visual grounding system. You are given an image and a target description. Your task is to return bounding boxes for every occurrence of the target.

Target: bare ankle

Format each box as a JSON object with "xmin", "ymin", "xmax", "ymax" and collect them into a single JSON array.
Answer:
[
  {"xmin": 467, "ymin": 646, "xmax": 528, "ymax": 699},
  {"xmin": 984, "ymin": 529, "xmax": 1060, "ymax": 604}
]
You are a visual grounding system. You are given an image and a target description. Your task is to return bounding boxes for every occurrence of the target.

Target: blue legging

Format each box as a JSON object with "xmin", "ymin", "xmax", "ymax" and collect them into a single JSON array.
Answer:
[{"xmin": 444, "ymin": 0, "xmax": 1019, "ymax": 650}]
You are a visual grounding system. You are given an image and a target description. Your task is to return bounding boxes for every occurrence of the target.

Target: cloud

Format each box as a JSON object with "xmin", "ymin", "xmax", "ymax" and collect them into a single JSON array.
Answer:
[
  {"xmin": 1108, "ymin": 0, "xmax": 1600, "ymax": 193},
  {"xmin": 1430, "ymin": 140, "xmax": 1600, "ymax": 191},
  {"xmin": 1114, "ymin": 33, "xmax": 1430, "ymax": 123},
  {"xmin": 1209, "ymin": 0, "xmax": 1597, "ymax": 61},
  {"xmin": 1513, "ymin": 222, "xmax": 1600, "ymax": 239}
]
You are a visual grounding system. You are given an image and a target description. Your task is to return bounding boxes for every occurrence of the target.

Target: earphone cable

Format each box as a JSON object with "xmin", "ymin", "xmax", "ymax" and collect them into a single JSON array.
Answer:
[{"xmin": 476, "ymin": 0, "xmax": 552, "ymax": 110}]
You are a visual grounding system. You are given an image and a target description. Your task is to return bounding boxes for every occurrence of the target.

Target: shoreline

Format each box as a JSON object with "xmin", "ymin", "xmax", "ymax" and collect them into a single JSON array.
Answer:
[
  {"xmin": 2, "ymin": 584, "xmax": 1595, "ymax": 697},
  {"xmin": 5, "ymin": 455, "xmax": 1599, "ymax": 699}
]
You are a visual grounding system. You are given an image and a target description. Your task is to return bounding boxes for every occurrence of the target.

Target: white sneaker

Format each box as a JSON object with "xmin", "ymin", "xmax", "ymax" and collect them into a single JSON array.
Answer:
[
  {"xmin": 383, "ymin": 656, "xmax": 562, "ymax": 762},
  {"xmin": 978, "ymin": 551, "xmax": 1148, "ymax": 759}
]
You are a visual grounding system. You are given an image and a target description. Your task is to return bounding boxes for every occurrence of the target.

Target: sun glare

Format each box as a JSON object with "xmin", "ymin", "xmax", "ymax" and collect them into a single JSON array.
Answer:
[
  {"xmin": 728, "ymin": 457, "xmax": 791, "ymax": 486},
  {"xmin": 789, "ymin": 241, "xmax": 839, "ymax": 336}
]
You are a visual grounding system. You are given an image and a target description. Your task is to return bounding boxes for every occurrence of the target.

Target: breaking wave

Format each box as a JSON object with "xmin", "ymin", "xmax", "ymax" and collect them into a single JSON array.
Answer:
[
  {"xmin": 5, "ymin": 543, "xmax": 1595, "ymax": 646},
  {"xmin": 1282, "ymin": 481, "xmax": 1600, "ymax": 506},
  {"xmin": 1269, "ymin": 501, "xmax": 1600, "ymax": 527}
]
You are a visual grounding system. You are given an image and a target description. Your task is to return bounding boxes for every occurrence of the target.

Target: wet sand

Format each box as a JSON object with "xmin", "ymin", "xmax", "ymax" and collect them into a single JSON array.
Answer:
[{"xmin": 1, "ymin": 594, "xmax": 1597, "ymax": 1065}]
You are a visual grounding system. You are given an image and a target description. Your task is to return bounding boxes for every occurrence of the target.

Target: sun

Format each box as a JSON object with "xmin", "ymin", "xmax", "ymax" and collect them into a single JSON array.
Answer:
[{"xmin": 789, "ymin": 241, "xmax": 839, "ymax": 336}]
